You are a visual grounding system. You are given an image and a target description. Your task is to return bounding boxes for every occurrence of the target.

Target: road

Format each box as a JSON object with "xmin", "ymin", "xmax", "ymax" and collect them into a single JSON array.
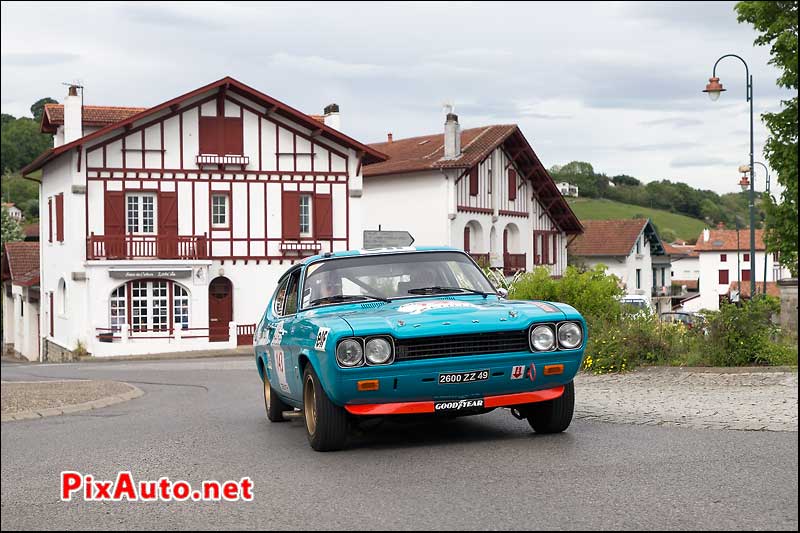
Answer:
[{"xmin": 1, "ymin": 357, "xmax": 797, "ymax": 530}]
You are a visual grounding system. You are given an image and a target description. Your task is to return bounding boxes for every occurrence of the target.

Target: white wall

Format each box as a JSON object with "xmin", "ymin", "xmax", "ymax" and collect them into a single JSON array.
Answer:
[
  {"xmin": 578, "ymin": 233, "xmax": 652, "ymax": 296},
  {"xmin": 697, "ymin": 250, "xmax": 774, "ymax": 311}
]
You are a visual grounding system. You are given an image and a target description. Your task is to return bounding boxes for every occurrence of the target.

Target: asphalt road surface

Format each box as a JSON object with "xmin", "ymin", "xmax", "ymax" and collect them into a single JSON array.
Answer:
[{"xmin": 1, "ymin": 357, "xmax": 797, "ymax": 531}]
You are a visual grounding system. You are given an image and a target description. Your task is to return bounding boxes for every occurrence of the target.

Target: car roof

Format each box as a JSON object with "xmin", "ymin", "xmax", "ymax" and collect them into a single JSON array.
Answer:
[{"xmin": 300, "ymin": 246, "xmax": 462, "ymax": 265}]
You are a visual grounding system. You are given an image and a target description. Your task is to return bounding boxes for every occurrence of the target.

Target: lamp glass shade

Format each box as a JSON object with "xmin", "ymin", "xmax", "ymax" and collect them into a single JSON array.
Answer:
[{"xmin": 707, "ymin": 90, "xmax": 721, "ymax": 102}]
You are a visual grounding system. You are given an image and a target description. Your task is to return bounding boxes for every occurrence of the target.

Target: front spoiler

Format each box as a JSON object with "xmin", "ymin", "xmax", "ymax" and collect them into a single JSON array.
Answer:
[{"xmin": 344, "ymin": 385, "xmax": 564, "ymax": 415}]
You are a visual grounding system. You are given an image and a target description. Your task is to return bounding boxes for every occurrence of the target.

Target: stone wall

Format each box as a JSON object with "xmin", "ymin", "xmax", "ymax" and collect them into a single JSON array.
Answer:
[
  {"xmin": 43, "ymin": 339, "xmax": 78, "ymax": 363},
  {"xmin": 778, "ymin": 278, "xmax": 798, "ymax": 337}
]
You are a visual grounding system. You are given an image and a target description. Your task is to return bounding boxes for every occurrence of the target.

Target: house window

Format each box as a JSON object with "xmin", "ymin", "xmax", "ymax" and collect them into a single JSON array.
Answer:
[
  {"xmin": 719, "ymin": 270, "xmax": 729, "ymax": 284},
  {"xmin": 58, "ymin": 278, "xmax": 67, "ymax": 316},
  {"xmin": 299, "ymin": 194, "xmax": 312, "ymax": 237},
  {"xmin": 463, "ymin": 226, "xmax": 471, "ymax": 252},
  {"xmin": 720, "ymin": 254, "xmax": 727, "ymax": 262},
  {"xmin": 743, "ymin": 253, "xmax": 750, "ymax": 262},
  {"xmin": 636, "ymin": 269, "xmax": 641, "ymax": 289},
  {"xmin": 110, "ymin": 285, "xmax": 126, "ymax": 330},
  {"xmin": 211, "ymin": 193, "xmax": 230, "ymax": 229},
  {"xmin": 173, "ymin": 284, "xmax": 190, "ymax": 330},
  {"xmin": 742, "ymin": 269, "xmax": 751, "ymax": 282},
  {"xmin": 124, "ymin": 281, "xmax": 188, "ymax": 333},
  {"xmin": 127, "ymin": 194, "xmax": 156, "ymax": 234}
]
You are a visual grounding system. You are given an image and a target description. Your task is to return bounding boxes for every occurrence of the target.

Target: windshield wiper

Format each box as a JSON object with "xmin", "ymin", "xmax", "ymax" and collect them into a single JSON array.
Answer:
[
  {"xmin": 406, "ymin": 286, "xmax": 488, "ymax": 298},
  {"xmin": 309, "ymin": 293, "xmax": 391, "ymax": 306}
]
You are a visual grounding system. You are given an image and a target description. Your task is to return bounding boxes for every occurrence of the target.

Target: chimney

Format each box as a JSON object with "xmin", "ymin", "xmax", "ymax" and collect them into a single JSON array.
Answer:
[
  {"xmin": 443, "ymin": 112, "xmax": 461, "ymax": 159},
  {"xmin": 323, "ymin": 103, "xmax": 340, "ymax": 131},
  {"xmin": 387, "ymin": 133, "xmax": 393, "ymax": 143},
  {"xmin": 703, "ymin": 228, "xmax": 711, "ymax": 242},
  {"xmin": 63, "ymin": 84, "xmax": 82, "ymax": 144}
]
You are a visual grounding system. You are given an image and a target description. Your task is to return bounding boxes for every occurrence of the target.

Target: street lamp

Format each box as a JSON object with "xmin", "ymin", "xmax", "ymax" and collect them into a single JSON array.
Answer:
[
  {"xmin": 739, "ymin": 161, "xmax": 773, "ymax": 296},
  {"xmin": 703, "ymin": 54, "xmax": 756, "ymax": 298}
]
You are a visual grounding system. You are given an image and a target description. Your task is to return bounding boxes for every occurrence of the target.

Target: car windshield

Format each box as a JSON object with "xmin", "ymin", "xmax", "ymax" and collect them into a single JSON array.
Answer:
[{"xmin": 302, "ymin": 251, "xmax": 496, "ymax": 308}]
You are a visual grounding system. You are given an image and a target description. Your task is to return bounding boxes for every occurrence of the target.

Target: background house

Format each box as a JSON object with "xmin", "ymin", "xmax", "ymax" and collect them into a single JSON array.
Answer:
[
  {"xmin": 2, "ymin": 202, "xmax": 24, "ymax": 222},
  {"xmin": 556, "ymin": 182, "xmax": 579, "ymax": 197},
  {"xmin": 21, "ymin": 77, "xmax": 385, "ymax": 360},
  {"xmin": 362, "ymin": 113, "xmax": 582, "ymax": 277},
  {"xmin": 1, "ymin": 241, "xmax": 40, "ymax": 361},
  {"xmin": 568, "ymin": 218, "xmax": 670, "ymax": 312}
]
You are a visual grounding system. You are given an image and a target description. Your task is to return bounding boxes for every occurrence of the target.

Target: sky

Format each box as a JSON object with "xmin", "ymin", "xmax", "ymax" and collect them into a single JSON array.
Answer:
[{"xmin": 1, "ymin": 1, "xmax": 793, "ymax": 195}]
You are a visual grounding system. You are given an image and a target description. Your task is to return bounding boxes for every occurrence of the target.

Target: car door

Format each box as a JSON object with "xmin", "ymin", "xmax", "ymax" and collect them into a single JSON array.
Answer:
[{"xmin": 265, "ymin": 268, "xmax": 302, "ymax": 401}]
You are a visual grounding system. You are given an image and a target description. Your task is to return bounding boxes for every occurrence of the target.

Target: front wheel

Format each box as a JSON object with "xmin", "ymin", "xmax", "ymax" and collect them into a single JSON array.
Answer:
[
  {"xmin": 526, "ymin": 381, "xmax": 575, "ymax": 434},
  {"xmin": 303, "ymin": 365, "xmax": 349, "ymax": 451}
]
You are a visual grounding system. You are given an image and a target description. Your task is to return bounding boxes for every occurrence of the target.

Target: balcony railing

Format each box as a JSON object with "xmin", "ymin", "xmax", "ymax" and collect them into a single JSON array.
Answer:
[
  {"xmin": 87, "ymin": 233, "xmax": 208, "ymax": 260},
  {"xmin": 468, "ymin": 253, "xmax": 490, "ymax": 268},
  {"xmin": 195, "ymin": 154, "xmax": 250, "ymax": 167},
  {"xmin": 503, "ymin": 253, "xmax": 526, "ymax": 276}
]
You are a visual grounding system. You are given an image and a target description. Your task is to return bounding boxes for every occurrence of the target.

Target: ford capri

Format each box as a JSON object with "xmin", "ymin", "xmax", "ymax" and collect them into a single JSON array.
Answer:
[{"xmin": 254, "ymin": 248, "xmax": 586, "ymax": 451}]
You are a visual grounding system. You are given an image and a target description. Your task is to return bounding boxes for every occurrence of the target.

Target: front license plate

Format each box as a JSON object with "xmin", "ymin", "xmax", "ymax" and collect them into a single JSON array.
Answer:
[{"xmin": 438, "ymin": 370, "xmax": 489, "ymax": 385}]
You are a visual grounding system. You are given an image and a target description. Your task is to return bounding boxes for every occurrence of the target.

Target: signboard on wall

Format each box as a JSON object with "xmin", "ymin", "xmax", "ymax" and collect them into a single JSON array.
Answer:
[{"xmin": 109, "ymin": 268, "xmax": 192, "ymax": 280}]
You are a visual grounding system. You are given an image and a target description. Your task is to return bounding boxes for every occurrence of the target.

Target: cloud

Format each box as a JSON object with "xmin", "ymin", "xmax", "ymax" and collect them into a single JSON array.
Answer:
[
  {"xmin": 118, "ymin": 4, "xmax": 227, "ymax": 30},
  {"xmin": 670, "ymin": 156, "xmax": 739, "ymax": 168},
  {"xmin": 1, "ymin": 53, "xmax": 80, "ymax": 67},
  {"xmin": 640, "ymin": 117, "xmax": 704, "ymax": 127}
]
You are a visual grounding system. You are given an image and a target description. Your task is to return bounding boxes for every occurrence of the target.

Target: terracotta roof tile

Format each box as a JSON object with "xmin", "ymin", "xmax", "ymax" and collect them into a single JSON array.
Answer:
[
  {"xmin": 567, "ymin": 219, "xmax": 649, "ymax": 256},
  {"xmin": 42, "ymin": 104, "xmax": 148, "ymax": 133},
  {"xmin": 363, "ymin": 125, "xmax": 516, "ymax": 176},
  {"xmin": 22, "ymin": 223, "xmax": 39, "ymax": 239},
  {"xmin": 2, "ymin": 241, "xmax": 39, "ymax": 285},
  {"xmin": 672, "ymin": 279, "xmax": 699, "ymax": 290},
  {"xmin": 694, "ymin": 229, "xmax": 766, "ymax": 252},
  {"xmin": 729, "ymin": 281, "xmax": 780, "ymax": 298},
  {"xmin": 663, "ymin": 242, "xmax": 698, "ymax": 257}
]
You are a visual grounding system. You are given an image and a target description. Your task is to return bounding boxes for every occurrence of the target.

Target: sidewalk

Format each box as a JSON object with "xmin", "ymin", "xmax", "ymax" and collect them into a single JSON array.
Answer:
[
  {"xmin": 575, "ymin": 366, "xmax": 798, "ymax": 432},
  {"xmin": 1, "ymin": 380, "xmax": 143, "ymax": 422}
]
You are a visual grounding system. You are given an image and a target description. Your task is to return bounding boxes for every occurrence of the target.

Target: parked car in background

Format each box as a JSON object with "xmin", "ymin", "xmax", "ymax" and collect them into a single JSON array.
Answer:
[
  {"xmin": 254, "ymin": 247, "xmax": 587, "ymax": 451},
  {"xmin": 660, "ymin": 311, "xmax": 708, "ymax": 334},
  {"xmin": 618, "ymin": 294, "xmax": 655, "ymax": 316}
]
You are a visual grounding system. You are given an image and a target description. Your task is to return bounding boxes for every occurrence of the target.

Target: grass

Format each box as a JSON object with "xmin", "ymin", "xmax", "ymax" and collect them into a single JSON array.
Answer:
[{"xmin": 567, "ymin": 198, "xmax": 707, "ymax": 242}]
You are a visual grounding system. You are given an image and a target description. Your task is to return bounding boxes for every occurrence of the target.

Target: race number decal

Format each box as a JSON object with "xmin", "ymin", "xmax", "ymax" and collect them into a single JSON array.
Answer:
[
  {"xmin": 273, "ymin": 347, "xmax": 291, "ymax": 394},
  {"xmin": 314, "ymin": 328, "xmax": 331, "ymax": 351}
]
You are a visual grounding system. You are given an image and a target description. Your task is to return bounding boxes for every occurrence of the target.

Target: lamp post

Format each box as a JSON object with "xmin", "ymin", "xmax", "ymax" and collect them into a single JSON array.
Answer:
[
  {"xmin": 703, "ymin": 54, "xmax": 756, "ymax": 298},
  {"xmin": 739, "ymin": 161, "xmax": 772, "ymax": 296}
]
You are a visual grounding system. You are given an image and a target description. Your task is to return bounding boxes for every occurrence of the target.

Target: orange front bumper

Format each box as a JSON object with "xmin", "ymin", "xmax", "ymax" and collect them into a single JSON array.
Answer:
[{"xmin": 344, "ymin": 385, "xmax": 565, "ymax": 415}]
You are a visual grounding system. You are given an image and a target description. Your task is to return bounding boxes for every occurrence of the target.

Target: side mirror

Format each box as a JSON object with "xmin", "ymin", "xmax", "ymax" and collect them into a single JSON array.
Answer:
[{"xmin": 497, "ymin": 288, "xmax": 508, "ymax": 299}]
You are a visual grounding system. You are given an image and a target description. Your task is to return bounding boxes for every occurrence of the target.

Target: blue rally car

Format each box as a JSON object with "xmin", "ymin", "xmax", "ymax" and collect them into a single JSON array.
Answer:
[{"xmin": 254, "ymin": 247, "xmax": 586, "ymax": 451}]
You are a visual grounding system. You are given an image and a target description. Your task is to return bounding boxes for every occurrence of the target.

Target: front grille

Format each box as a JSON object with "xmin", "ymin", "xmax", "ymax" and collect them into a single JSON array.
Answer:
[{"xmin": 394, "ymin": 330, "xmax": 529, "ymax": 361}]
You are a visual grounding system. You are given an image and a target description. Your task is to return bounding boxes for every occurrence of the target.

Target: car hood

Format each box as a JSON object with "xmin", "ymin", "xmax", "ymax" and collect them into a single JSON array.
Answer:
[{"xmin": 331, "ymin": 297, "xmax": 577, "ymax": 339}]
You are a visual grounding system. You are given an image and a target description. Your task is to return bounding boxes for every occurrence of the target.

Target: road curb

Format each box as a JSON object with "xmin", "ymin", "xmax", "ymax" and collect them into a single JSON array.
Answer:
[{"xmin": 1, "ymin": 382, "xmax": 144, "ymax": 422}]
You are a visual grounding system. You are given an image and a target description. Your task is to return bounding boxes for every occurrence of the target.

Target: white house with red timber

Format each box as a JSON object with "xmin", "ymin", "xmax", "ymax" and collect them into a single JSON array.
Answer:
[
  {"xmin": 22, "ymin": 77, "xmax": 385, "ymax": 359},
  {"xmin": 362, "ymin": 114, "xmax": 583, "ymax": 277}
]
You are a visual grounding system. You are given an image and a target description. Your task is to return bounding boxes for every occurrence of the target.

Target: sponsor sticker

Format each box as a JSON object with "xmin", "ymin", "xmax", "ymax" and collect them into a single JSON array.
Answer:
[
  {"xmin": 397, "ymin": 300, "xmax": 479, "ymax": 315},
  {"xmin": 314, "ymin": 328, "xmax": 331, "ymax": 351},
  {"xmin": 532, "ymin": 301, "xmax": 560, "ymax": 313},
  {"xmin": 511, "ymin": 365, "xmax": 525, "ymax": 380},
  {"xmin": 433, "ymin": 398, "xmax": 485, "ymax": 412}
]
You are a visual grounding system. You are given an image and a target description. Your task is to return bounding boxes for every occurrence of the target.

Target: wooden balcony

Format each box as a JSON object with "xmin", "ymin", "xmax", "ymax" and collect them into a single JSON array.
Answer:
[
  {"xmin": 503, "ymin": 253, "xmax": 526, "ymax": 276},
  {"xmin": 87, "ymin": 233, "xmax": 208, "ymax": 260},
  {"xmin": 468, "ymin": 253, "xmax": 490, "ymax": 268}
]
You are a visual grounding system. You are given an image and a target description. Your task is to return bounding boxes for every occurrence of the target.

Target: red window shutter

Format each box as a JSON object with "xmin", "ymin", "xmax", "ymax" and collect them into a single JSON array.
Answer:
[
  {"xmin": 314, "ymin": 194, "xmax": 333, "ymax": 239},
  {"xmin": 743, "ymin": 253, "xmax": 750, "ymax": 262},
  {"xmin": 742, "ymin": 269, "xmax": 751, "ymax": 282},
  {"xmin": 55, "ymin": 194, "xmax": 64, "ymax": 242},
  {"xmin": 282, "ymin": 191, "xmax": 300, "ymax": 239},
  {"xmin": 224, "ymin": 117, "xmax": 244, "ymax": 155},
  {"xmin": 542, "ymin": 234, "xmax": 549, "ymax": 265},
  {"xmin": 157, "ymin": 191, "xmax": 178, "ymax": 258},
  {"xmin": 463, "ymin": 227, "xmax": 470, "ymax": 252},
  {"xmin": 469, "ymin": 167, "xmax": 479, "ymax": 196},
  {"xmin": 49, "ymin": 293, "xmax": 54, "ymax": 336},
  {"xmin": 533, "ymin": 232, "xmax": 539, "ymax": 265},
  {"xmin": 104, "ymin": 191, "xmax": 126, "ymax": 259},
  {"xmin": 719, "ymin": 270, "xmax": 729, "ymax": 284},
  {"xmin": 48, "ymin": 197, "xmax": 53, "ymax": 243},
  {"xmin": 508, "ymin": 169, "xmax": 517, "ymax": 201},
  {"xmin": 199, "ymin": 116, "xmax": 219, "ymax": 155},
  {"xmin": 720, "ymin": 254, "xmax": 727, "ymax": 262},
  {"xmin": 552, "ymin": 233, "xmax": 558, "ymax": 265},
  {"xmin": 503, "ymin": 229, "xmax": 508, "ymax": 255}
]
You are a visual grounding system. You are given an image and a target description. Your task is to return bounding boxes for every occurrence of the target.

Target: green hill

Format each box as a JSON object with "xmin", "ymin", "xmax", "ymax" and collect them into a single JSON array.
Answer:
[{"xmin": 567, "ymin": 198, "xmax": 706, "ymax": 243}]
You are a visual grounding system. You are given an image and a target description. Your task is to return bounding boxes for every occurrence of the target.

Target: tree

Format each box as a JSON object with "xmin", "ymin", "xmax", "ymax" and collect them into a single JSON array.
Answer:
[
  {"xmin": 736, "ymin": 1, "xmax": 798, "ymax": 275},
  {"xmin": 1, "ymin": 113, "xmax": 15, "ymax": 128},
  {"xmin": 612, "ymin": 174, "xmax": 641, "ymax": 187},
  {"xmin": 1, "ymin": 206, "xmax": 24, "ymax": 250},
  {"xmin": 30, "ymin": 97, "xmax": 57, "ymax": 123},
  {"xmin": 0, "ymin": 117, "xmax": 52, "ymax": 174}
]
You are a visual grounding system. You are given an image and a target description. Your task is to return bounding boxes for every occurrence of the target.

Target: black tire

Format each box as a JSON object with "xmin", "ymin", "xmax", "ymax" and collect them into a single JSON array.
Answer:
[
  {"xmin": 302, "ymin": 365, "xmax": 349, "ymax": 451},
  {"xmin": 263, "ymin": 374, "xmax": 290, "ymax": 423},
  {"xmin": 526, "ymin": 381, "xmax": 575, "ymax": 434}
]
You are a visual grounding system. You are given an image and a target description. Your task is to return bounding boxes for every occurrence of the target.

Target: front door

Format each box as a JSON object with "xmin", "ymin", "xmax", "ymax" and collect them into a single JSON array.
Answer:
[{"xmin": 209, "ymin": 277, "xmax": 233, "ymax": 342}]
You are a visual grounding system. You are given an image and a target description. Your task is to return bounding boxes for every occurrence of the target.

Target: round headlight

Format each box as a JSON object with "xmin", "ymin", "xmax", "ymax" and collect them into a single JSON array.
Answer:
[
  {"xmin": 530, "ymin": 325, "xmax": 555, "ymax": 351},
  {"xmin": 336, "ymin": 339, "xmax": 364, "ymax": 367},
  {"xmin": 558, "ymin": 322, "xmax": 583, "ymax": 349},
  {"xmin": 365, "ymin": 337, "xmax": 393, "ymax": 365}
]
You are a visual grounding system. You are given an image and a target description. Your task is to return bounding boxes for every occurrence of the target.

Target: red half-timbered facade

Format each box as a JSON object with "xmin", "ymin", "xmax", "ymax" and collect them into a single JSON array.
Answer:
[{"xmin": 23, "ymin": 77, "xmax": 385, "ymax": 359}]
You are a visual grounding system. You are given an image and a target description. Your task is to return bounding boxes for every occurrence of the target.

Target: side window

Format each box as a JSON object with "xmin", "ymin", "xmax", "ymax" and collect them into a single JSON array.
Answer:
[
  {"xmin": 273, "ymin": 277, "xmax": 290, "ymax": 316},
  {"xmin": 284, "ymin": 271, "xmax": 301, "ymax": 315}
]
